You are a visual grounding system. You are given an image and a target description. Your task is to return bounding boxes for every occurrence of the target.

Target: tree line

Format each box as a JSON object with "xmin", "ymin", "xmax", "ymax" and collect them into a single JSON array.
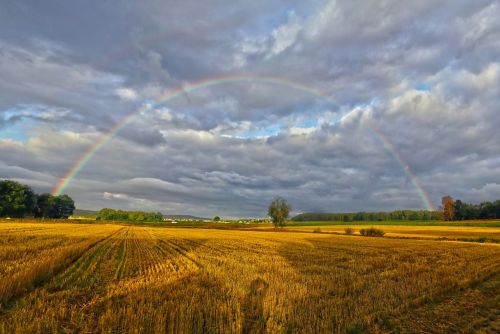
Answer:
[
  {"xmin": 292, "ymin": 210, "xmax": 439, "ymax": 222},
  {"xmin": 441, "ymin": 196, "xmax": 500, "ymax": 221},
  {"xmin": 0, "ymin": 180, "xmax": 75, "ymax": 219},
  {"xmin": 96, "ymin": 208, "xmax": 163, "ymax": 222}
]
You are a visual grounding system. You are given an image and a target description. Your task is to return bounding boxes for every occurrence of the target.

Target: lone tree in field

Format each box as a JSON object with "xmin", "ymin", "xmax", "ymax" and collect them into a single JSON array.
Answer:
[{"xmin": 267, "ymin": 197, "xmax": 291, "ymax": 228}]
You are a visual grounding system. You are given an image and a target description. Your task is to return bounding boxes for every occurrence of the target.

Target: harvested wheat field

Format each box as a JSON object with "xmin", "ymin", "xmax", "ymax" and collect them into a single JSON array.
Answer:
[
  {"xmin": 281, "ymin": 225, "xmax": 500, "ymax": 240},
  {"xmin": 0, "ymin": 221, "xmax": 499, "ymax": 333}
]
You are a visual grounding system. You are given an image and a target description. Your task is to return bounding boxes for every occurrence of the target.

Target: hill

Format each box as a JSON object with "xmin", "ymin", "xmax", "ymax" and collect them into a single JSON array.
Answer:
[
  {"xmin": 73, "ymin": 209, "xmax": 99, "ymax": 217},
  {"xmin": 74, "ymin": 210, "xmax": 207, "ymax": 221},
  {"xmin": 162, "ymin": 214, "xmax": 208, "ymax": 220}
]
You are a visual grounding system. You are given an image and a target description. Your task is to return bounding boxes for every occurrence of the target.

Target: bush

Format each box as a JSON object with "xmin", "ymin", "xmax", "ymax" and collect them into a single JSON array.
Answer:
[
  {"xmin": 313, "ymin": 227, "xmax": 322, "ymax": 233},
  {"xmin": 359, "ymin": 227, "xmax": 385, "ymax": 237},
  {"xmin": 344, "ymin": 227, "xmax": 354, "ymax": 235}
]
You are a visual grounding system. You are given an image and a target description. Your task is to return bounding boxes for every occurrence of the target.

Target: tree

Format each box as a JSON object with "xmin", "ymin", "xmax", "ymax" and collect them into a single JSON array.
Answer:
[
  {"xmin": 33, "ymin": 193, "xmax": 51, "ymax": 218},
  {"xmin": 267, "ymin": 197, "xmax": 291, "ymax": 228},
  {"xmin": 213, "ymin": 216, "xmax": 221, "ymax": 221},
  {"xmin": 46, "ymin": 195, "xmax": 75, "ymax": 219},
  {"xmin": 0, "ymin": 180, "xmax": 36, "ymax": 217},
  {"xmin": 441, "ymin": 196, "xmax": 454, "ymax": 221},
  {"xmin": 97, "ymin": 208, "xmax": 163, "ymax": 222}
]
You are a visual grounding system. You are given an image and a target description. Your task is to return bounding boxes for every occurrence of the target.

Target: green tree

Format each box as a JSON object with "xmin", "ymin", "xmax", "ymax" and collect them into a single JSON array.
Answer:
[
  {"xmin": 0, "ymin": 180, "xmax": 36, "ymax": 217},
  {"xmin": 213, "ymin": 216, "xmax": 221, "ymax": 221},
  {"xmin": 46, "ymin": 195, "xmax": 75, "ymax": 219},
  {"xmin": 267, "ymin": 197, "xmax": 291, "ymax": 228},
  {"xmin": 453, "ymin": 200, "xmax": 465, "ymax": 220},
  {"xmin": 97, "ymin": 208, "xmax": 163, "ymax": 222},
  {"xmin": 33, "ymin": 193, "xmax": 51, "ymax": 218}
]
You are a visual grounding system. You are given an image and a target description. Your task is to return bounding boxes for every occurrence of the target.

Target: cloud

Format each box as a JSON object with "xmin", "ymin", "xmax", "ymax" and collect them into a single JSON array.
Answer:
[
  {"xmin": 1, "ymin": 0, "xmax": 499, "ymax": 216},
  {"xmin": 103, "ymin": 192, "xmax": 130, "ymax": 200},
  {"xmin": 115, "ymin": 88, "xmax": 139, "ymax": 101}
]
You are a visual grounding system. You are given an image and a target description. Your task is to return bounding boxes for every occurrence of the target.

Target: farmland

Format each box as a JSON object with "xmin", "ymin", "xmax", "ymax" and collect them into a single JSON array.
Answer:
[
  {"xmin": 278, "ymin": 224, "xmax": 500, "ymax": 241},
  {"xmin": 0, "ymin": 220, "xmax": 499, "ymax": 333}
]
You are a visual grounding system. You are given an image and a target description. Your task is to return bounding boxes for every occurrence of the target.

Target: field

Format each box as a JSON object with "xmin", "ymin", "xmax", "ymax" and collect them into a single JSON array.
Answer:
[
  {"xmin": 278, "ymin": 225, "xmax": 500, "ymax": 241},
  {"xmin": 287, "ymin": 220, "xmax": 500, "ymax": 227},
  {"xmin": 0, "ymin": 220, "xmax": 499, "ymax": 333}
]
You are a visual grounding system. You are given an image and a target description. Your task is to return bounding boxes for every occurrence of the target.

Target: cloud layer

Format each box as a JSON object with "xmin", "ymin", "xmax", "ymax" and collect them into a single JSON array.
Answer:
[{"xmin": 1, "ymin": 1, "xmax": 499, "ymax": 217}]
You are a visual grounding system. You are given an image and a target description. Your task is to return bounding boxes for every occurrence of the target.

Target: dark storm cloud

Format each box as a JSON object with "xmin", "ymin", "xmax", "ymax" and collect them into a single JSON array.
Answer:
[{"xmin": 1, "ymin": 0, "xmax": 499, "ymax": 216}]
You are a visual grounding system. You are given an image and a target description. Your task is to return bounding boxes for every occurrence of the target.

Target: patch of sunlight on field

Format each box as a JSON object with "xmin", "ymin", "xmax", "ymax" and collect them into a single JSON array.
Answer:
[
  {"xmin": 0, "ymin": 221, "xmax": 499, "ymax": 333},
  {"xmin": 282, "ymin": 225, "xmax": 500, "ymax": 240}
]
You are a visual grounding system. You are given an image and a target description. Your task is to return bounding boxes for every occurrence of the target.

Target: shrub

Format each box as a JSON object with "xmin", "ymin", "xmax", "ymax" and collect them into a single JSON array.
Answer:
[
  {"xmin": 359, "ymin": 227, "xmax": 385, "ymax": 237},
  {"xmin": 344, "ymin": 227, "xmax": 354, "ymax": 235},
  {"xmin": 313, "ymin": 227, "xmax": 322, "ymax": 233}
]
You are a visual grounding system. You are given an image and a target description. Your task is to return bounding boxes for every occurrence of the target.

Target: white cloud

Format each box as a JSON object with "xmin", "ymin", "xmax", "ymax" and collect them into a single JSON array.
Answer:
[
  {"xmin": 269, "ymin": 12, "xmax": 302, "ymax": 55},
  {"xmin": 103, "ymin": 192, "xmax": 130, "ymax": 200},
  {"xmin": 288, "ymin": 126, "xmax": 316, "ymax": 136},
  {"xmin": 115, "ymin": 87, "xmax": 139, "ymax": 101}
]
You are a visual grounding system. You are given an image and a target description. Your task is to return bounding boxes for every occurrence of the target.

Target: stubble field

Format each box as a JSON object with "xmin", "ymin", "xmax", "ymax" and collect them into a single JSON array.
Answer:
[{"xmin": 0, "ymin": 220, "xmax": 499, "ymax": 333}]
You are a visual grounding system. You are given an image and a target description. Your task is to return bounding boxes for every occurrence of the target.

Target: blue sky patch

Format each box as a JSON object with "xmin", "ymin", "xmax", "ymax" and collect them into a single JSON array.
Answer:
[
  {"xmin": 414, "ymin": 83, "xmax": 432, "ymax": 92},
  {"xmin": 239, "ymin": 123, "xmax": 281, "ymax": 138}
]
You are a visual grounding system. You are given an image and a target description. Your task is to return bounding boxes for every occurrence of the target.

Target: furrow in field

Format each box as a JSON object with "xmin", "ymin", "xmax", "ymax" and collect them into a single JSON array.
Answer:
[
  {"xmin": 136, "ymin": 231, "xmax": 156, "ymax": 274},
  {"xmin": 113, "ymin": 229, "xmax": 128, "ymax": 280},
  {"xmin": 141, "ymin": 232, "xmax": 164, "ymax": 276},
  {"xmin": 119, "ymin": 229, "xmax": 179, "ymax": 278},
  {"xmin": 48, "ymin": 227, "xmax": 127, "ymax": 290},
  {"xmin": 118, "ymin": 231, "xmax": 142, "ymax": 278},
  {"xmin": 157, "ymin": 238, "xmax": 204, "ymax": 269},
  {"xmin": 0, "ymin": 227, "xmax": 123, "ymax": 308},
  {"xmin": 91, "ymin": 229, "xmax": 203, "ymax": 301},
  {"xmin": 153, "ymin": 242, "xmax": 185, "ymax": 273}
]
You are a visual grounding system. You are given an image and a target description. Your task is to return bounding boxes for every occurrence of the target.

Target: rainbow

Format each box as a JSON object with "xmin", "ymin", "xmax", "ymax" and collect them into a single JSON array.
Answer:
[
  {"xmin": 52, "ymin": 73, "xmax": 435, "ymax": 210},
  {"xmin": 370, "ymin": 124, "xmax": 435, "ymax": 211}
]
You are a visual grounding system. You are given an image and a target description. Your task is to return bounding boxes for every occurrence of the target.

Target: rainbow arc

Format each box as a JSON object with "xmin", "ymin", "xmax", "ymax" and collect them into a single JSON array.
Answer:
[{"xmin": 52, "ymin": 74, "xmax": 435, "ymax": 211}]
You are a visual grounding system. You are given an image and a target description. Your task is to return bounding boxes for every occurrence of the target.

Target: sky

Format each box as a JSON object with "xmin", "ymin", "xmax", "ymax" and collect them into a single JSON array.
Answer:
[{"xmin": 1, "ymin": 1, "xmax": 500, "ymax": 217}]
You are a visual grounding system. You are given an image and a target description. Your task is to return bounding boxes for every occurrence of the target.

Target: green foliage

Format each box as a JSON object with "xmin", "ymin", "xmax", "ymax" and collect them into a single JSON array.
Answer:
[
  {"xmin": 292, "ymin": 210, "xmax": 439, "ymax": 222},
  {"xmin": 457, "ymin": 237, "xmax": 499, "ymax": 244},
  {"xmin": 33, "ymin": 193, "xmax": 75, "ymax": 218},
  {"xmin": 360, "ymin": 227, "xmax": 385, "ymax": 237},
  {"xmin": 346, "ymin": 323, "xmax": 368, "ymax": 334},
  {"xmin": 46, "ymin": 195, "xmax": 75, "ymax": 219},
  {"xmin": 292, "ymin": 198, "xmax": 500, "ymax": 222},
  {"xmin": 96, "ymin": 208, "xmax": 163, "ymax": 222},
  {"xmin": 454, "ymin": 199, "xmax": 500, "ymax": 220},
  {"xmin": 267, "ymin": 197, "xmax": 291, "ymax": 228},
  {"xmin": 213, "ymin": 216, "xmax": 221, "ymax": 221},
  {"xmin": 0, "ymin": 180, "xmax": 36, "ymax": 217},
  {"xmin": 33, "ymin": 193, "xmax": 51, "ymax": 218},
  {"xmin": 0, "ymin": 180, "xmax": 75, "ymax": 219}
]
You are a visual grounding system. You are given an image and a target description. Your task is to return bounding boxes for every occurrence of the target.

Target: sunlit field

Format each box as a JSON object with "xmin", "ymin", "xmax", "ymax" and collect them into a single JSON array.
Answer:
[
  {"xmin": 0, "ymin": 220, "xmax": 499, "ymax": 333},
  {"xmin": 279, "ymin": 224, "xmax": 500, "ymax": 241}
]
